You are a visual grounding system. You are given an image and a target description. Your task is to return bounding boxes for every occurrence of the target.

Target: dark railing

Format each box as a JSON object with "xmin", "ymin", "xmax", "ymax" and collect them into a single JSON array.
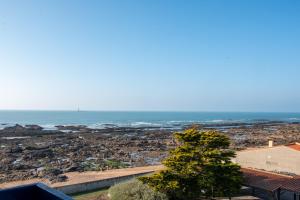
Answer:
[{"xmin": 0, "ymin": 183, "xmax": 73, "ymax": 200}]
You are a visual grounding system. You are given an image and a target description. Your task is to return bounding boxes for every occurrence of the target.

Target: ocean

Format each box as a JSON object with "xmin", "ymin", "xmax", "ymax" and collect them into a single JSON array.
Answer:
[{"xmin": 0, "ymin": 111, "xmax": 300, "ymax": 130}]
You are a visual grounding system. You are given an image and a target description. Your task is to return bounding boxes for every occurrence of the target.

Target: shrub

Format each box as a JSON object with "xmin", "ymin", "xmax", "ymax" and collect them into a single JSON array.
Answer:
[
  {"xmin": 108, "ymin": 179, "xmax": 168, "ymax": 200},
  {"xmin": 105, "ymin": 159, "xmax": 129, "ymax": 169}
]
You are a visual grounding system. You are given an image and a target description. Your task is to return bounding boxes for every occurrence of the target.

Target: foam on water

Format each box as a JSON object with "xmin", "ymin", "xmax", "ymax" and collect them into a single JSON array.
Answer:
[
  {"xmin": 130, "ymin": 122, "xmax": 163, "ymax": 127},
  {"xmin": 0, "ymin": 123, "xmax": 18, "ymax": 130},
  {"xmin": 0, "ymin": 111, "xmax": 300, "ymax": 130},
  {"xmin": 40, "ymin": 124, "xmax": 58, "ymax": 130}
]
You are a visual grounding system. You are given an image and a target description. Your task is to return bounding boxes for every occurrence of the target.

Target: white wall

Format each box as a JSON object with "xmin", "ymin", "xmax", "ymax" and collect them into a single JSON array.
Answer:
[{"xmin": 235, "ymin": 146, "xmax": 300, "ymax": 175}]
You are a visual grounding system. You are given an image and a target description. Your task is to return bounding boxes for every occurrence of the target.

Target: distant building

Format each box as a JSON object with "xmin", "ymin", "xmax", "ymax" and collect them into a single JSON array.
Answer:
[{"xmin": 235, "ymin": 142, "xmax": 300, "ymax": 175}]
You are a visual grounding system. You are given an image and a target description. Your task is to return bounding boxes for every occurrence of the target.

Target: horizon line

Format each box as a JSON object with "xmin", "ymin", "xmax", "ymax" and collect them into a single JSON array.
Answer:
[{"xmin": 0, "ymin": 109, "xmax": 299, "ymax": 113}]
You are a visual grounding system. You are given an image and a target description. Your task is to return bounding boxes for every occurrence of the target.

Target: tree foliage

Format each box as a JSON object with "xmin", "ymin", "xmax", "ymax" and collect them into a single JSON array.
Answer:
[{"xmin": 139, "ymin": 128, "xmax": 243, "ymax": 200}]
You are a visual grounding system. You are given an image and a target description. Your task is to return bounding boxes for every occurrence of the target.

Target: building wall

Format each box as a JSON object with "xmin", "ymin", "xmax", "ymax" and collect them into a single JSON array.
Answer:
[{"xmin": 235, "ymin": 146, "xmax": 300, "ymax": 175}]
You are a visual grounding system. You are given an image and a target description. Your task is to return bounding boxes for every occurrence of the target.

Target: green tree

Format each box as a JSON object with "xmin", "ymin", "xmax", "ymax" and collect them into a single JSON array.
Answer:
[{"xmin": 139, "ymin": 128, "xmax": 243, "ymax": 200}]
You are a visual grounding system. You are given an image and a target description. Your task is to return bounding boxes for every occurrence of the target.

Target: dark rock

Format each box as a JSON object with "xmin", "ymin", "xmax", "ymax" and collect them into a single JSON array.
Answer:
[
  {"xmin": 30, "ymin": 149, "xmax": 54, "ymax": 158},
  {"xmin": 46, "ymin": 168, "xmax": 63, "ymax": 176},
  {"xmin": 49, "ymin": 174, "xmax": 68, "ymax": 183},
  {"xmin": 3, "ymin": 124, "xmax": 26, "ymax": 133},
  {"xmin": 25, "ymin": 145, "xmax": 49, "ymax": 151},
  {"xmin": 57, "ymin": 174, "xmax": 68, "ymax": 182},
  {"xmin": 12, "ymin": 164, "xmax": 31, "ymax": 170},
  {"xmin": 10, "ymin": 147, "xmax": 23, "ymax": 153},
  {"xmin": 24, "ymin": 125, "xmax": 43, "ymax": 131},
  {"xmin": 65, "ymin": 163, "xmax": 81, "ymax": 172}
]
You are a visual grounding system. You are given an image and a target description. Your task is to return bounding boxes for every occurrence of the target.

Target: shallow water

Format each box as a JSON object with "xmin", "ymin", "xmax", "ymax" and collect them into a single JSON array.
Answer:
[{"xmin": 0, "ymin": 111, "xmax": 299, "ymax": 129}]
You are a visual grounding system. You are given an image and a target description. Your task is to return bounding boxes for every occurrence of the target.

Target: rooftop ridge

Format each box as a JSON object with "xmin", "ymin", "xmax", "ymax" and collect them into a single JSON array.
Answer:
[{"xmin": 242, "ymin": 167, "xmax": 294, "ymax": 178}]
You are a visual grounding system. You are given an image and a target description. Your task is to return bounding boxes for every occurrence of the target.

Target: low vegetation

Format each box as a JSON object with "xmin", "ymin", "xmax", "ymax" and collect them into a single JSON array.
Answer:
[
  {"xmin": 109, "ymin": 179, "xmax": 168, "ymax": 200},
  {"xmin": 71, "ymin": 188, "xmax": 109, "ymax": 200},
  {"xmin": 105, "ymin": 159, "xmax": 129, "ymax": 169}
]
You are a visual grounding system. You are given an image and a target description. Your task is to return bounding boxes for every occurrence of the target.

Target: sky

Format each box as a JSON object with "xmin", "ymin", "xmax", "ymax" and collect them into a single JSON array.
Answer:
[{"xmin": 0, "ymin": 0, "xmax": 300, "ymax": 112}]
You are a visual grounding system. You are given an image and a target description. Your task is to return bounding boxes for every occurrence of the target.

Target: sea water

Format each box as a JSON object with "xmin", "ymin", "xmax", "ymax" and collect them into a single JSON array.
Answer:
[{"xmin": 0, "ymin": 111, "xmax": 300, "ymax": 130}]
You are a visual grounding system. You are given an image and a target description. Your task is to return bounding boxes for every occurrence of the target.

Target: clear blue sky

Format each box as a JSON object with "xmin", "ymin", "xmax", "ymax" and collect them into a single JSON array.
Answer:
[{"xmin": 0, "ymin": 0, "xmax": 300, "ymax": 112}]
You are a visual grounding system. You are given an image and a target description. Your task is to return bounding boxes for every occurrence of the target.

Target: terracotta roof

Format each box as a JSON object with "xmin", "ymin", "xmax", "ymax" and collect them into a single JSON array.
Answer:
[
  {"xmin": 242, "ymin": 168, "xmax": 300, "ymax": 193},
  {"xmin": 286, "ymin": 144, "xmax": 300, "ymax": 151}
]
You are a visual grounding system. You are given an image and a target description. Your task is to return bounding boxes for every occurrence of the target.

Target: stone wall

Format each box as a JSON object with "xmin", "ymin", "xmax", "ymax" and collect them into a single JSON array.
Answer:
[{"xmin": 54, "ymin": 171, "xmax": 153, "ymax": 195}]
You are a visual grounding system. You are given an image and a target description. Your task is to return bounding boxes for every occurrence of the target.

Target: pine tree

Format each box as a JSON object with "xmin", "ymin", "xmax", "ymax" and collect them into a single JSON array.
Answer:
[{"xmin": 139, "ymin": 128, "xmax": 243, "ymax": 200}]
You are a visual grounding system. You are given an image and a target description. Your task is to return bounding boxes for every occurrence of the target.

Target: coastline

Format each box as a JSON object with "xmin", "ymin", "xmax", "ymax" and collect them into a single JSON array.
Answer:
[
  {"xmin": 1, "ymin": 111, "xmax": 300, "ymax": 131},
  {"xmin": 1, "ymin": 121, "xmax": 300, "ymax": 185}
]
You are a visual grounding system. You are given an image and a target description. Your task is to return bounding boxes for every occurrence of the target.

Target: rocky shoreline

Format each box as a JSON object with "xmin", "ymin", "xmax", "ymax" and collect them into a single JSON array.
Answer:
[{"xmin": 1, "ymin": 121, "xmax": 300, "ymax": 184}]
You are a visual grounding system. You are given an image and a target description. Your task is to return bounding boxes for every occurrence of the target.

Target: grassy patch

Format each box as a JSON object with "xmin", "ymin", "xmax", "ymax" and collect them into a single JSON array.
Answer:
[
  {"xmin": 71, "ymin": 188, "xmax": 109, "ymax": 200},
  {"xmin": 105, "ymin": 159, "xmax": 129, "ymax": 169}
]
